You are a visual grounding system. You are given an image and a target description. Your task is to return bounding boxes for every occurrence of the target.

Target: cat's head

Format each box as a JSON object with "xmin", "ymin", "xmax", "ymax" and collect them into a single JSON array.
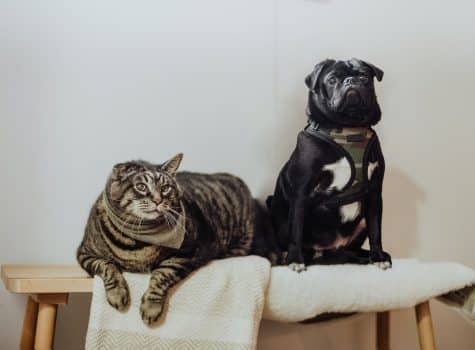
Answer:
[{"xmin": 105, "ymin": 154, "xmax": 183, "ymax": 222}]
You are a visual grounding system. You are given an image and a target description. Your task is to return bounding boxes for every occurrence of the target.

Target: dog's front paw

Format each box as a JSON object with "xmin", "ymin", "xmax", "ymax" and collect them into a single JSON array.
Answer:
[
  {"xmin": 288, "ymin": 262, "xmax": 307, "ymax": 273},
  {"xmin": 140, "ymin": 294, "xmax": 164, "ymax": 326},
  {"xmin": 105, "ymin": 283, "xmax": 130, "ymax": 311},
  {"xmin": 370, "ymin": 250, "xmax": 392, "ymax": 270}
]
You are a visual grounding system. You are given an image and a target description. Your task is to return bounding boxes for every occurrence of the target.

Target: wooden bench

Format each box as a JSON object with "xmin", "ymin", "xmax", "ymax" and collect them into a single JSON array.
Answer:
[
  {"xmin": 1, "ymin": 264, "xmax": 437, "ymax": 350},
  {"xmin": 1, "ymin": 265, "xmax": 92, "ymax": 350}
]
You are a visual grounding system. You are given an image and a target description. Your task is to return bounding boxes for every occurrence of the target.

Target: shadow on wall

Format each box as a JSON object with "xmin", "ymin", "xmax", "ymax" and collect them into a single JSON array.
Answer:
[
  {"xmin": 383, "ymin": 168, "xmax": 426, "ymax": 258},
  {"xmin": 55, "ymin": 294, "xmax": 91, "ymax": 349}
]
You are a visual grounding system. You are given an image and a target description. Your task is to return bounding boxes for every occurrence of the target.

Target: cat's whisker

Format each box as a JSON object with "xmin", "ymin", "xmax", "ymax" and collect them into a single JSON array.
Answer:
[
  {"xmin": 133, "ymin": 216, "xmax": 144, "ymax": 232},
  {"xmin": 167, "ymin": 207, "xmax": 185, "ymax": 221},
  {"xmin": 123, "ymin": 214, "xmax": 137, "ymax": 228},
  {"xmin": 165, "ymin": 210, "xmax": 187, "ymax": 235},
  {"xmin": 164, "ymin": 213, "xmax": 177, "ymax": 226},
  {"xmin": 163, "ymin": 212, "xmax": 173, "ymax": 229},
  {"xmin": 169, "ymin": 208, "xmax": 186, "ymax": 227}
]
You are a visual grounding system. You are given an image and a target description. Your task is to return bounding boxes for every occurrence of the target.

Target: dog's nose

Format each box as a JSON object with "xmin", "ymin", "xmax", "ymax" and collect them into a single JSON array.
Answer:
[{"xmin": 346, "ymin": 90, "xmax": 361, "ymax": 105}]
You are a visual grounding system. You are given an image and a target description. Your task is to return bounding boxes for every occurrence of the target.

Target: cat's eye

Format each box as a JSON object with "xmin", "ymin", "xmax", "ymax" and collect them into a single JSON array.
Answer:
[
  {"xmin": 161, "ymin": 185, "xmax": 172, "ymax": 196},
  {"xmin": 135, "ymin": 183, "xmax": 147, "ymax": 192}
]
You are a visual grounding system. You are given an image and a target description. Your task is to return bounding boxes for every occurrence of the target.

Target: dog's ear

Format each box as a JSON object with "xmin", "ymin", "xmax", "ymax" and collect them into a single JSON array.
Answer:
[
  {"xmin": 365, "ymin": 61, "xmax": 384, "ymax": 82},
  {"xmin": 305, "ymin": 59, "xmax": 335, "ymax": 92},
  {"xmin": 350, "ymin": 58, "xmax": 384, "ymax": 82}
]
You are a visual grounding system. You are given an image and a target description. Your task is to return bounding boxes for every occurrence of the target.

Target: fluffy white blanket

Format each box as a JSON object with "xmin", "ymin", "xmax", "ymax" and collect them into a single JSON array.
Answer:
[
  {"xmin": 86, "ymin": 258, "xmax": 475, "ymax": 350},
  {"xmin": 263, "ymin": 259, "xmax": 475, "ymax": 322}
]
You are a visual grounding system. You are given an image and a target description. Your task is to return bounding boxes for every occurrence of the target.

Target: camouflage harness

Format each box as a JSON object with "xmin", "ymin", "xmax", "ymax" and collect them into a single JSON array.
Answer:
[{"xmin": 304, "ymin": 120, "xmax": 377, "ymax": 207}]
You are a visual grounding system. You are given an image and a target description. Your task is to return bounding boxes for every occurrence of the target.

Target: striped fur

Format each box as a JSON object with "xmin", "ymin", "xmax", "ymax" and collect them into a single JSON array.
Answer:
[{"xmin": 77, "ymin": 154, "xmax": 263, "ymax": 325}]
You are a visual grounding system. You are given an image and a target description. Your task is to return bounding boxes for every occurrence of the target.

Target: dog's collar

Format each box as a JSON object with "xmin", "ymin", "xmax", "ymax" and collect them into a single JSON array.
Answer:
[
  {"xmin": 305, "ymin": 120, "xmax": 332, "ymax": 135},
  {"xmin": 304, "ymin": 120, "xmax": 372, "ymax": 143}
]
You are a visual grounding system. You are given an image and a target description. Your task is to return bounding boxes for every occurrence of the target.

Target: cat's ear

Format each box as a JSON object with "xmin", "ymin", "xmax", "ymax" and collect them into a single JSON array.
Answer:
[
  {"xmin": 110, "ymin": 161, "xmax": 140, "ymax": 186},
  {"xmin": 111, "ymin": 162, "xmax": 140, "ymax": 180},
  {"xmin": 111, "ymin": 163, "xmax": 128, "ymax": 180},
  {"xmin": 161, "ymin": 153, "xmax": 183, "ymax": 176},
  {"xmin": 109, "ymin": 163, "xmax": 130, "ymax": 200}
]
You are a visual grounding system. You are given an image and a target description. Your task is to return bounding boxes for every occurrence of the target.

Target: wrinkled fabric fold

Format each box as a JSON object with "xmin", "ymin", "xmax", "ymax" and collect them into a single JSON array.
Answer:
[{"xmin": 86, "ymin": 256, "xmax": 271, "ymax": 350}]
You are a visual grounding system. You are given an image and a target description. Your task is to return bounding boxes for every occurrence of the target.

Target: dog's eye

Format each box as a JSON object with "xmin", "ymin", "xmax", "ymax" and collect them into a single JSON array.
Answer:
[
  {"xmin": 135, "ymin": 183, "xmax": 147, "ymax": 192},
  {"xmin": 359, "ymin": 76, "xmax": 369, "ymax": 84},
  {"xmin": 327, "ymin": 77, "xmax": 337, "ymax": 85}
]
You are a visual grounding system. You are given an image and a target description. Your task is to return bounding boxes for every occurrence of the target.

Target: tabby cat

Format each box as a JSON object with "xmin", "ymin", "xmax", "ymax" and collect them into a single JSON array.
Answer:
[{"xmin": 77, "ymin": 154, "xmax": 272, "ymax": 325}]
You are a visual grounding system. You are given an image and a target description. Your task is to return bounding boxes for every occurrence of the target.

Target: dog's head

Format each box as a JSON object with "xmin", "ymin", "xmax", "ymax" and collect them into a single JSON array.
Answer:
[{"xmin": 305, "ymin": 58, "xmax": 383, "ymax": 127}]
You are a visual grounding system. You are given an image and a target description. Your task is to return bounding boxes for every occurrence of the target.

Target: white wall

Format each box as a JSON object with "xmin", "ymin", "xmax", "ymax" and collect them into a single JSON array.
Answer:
[{"xmin": 1, "ymin": 0, "xmax": 474, "ymax": 349}]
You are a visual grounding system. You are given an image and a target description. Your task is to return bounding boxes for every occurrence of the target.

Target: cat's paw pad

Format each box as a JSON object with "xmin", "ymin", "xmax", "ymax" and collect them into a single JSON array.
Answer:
[
  {"xmin": 288, "ymin": 263, "xmax": 307, "ymax": 273},
  {"xmin": 140, "ymin": 298, "xmax": 164, "ymax": 326},
  {"xmin": 106, "ymin": 285, "xmax": 130, "ymax": 311},
  {"xmin": 374, "ymin": 261, "xmax": 392, "ymax": 270}
]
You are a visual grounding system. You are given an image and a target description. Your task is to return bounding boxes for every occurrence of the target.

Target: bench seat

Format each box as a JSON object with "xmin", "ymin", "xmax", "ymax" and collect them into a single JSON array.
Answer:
[{"xmin": 2, "ymin": 265, "xmax": 92, "ymax": 293}]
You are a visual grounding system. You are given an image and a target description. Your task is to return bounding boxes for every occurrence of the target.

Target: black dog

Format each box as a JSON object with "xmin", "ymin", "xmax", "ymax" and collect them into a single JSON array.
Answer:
[{"xmin": 267, "ymin": 58, "xmax": 391, "ymax": 272}]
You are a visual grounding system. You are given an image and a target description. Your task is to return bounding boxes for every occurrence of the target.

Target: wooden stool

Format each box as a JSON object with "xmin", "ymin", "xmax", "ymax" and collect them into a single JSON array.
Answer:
[
  {"xmin": 375, "ymin": 301, "xmax": 437, "ymax": 350},
  {"xmin": 2, "ymin": 264, "xmax": 438, "ymax": 350},
  {"xmin": 21, "ymin": 294, "xmax": 69, "ymax": 350},
  {"xmin": 2, "ymin": 265, "xmax": 91, "ymax": 350}
]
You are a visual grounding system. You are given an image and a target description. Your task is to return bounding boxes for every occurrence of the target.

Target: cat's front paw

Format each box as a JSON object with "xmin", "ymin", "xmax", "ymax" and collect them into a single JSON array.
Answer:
[
  {"xmin": 140, "ymin": 295, "xmax": 164, "ymax": 326},
  {"xmin": 106, "ymin": 284, "xmax": 130, "ymax": 311}
]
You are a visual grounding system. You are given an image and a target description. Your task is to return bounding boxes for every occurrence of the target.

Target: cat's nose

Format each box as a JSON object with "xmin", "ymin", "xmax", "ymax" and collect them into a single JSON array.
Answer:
[{"xmin": 151, "ymin": 196, "xmax": 161, "ymax": 205}]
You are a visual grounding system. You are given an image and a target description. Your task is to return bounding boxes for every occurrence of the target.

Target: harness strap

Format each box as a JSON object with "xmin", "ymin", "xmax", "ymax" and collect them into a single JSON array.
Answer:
[{"xmin": 304, "ymin": 121, "xmax": 378, "ymax": 208}]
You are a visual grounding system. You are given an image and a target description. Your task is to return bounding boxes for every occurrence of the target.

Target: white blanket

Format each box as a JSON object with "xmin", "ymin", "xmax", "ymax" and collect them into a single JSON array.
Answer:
[
  {"xmin": 86, "ymin": 258, "xmax": 475, "ymax": 350},
  {"xmin": 86, "ymin": 256, "xmax": 271, "ymax": 350},
  {"xmin": 263, "ymin": 259, "xmax": 475, "ymax": 322}
]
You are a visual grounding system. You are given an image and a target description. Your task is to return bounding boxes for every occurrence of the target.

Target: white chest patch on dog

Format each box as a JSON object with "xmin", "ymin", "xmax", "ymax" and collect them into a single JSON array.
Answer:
[
  {"xmin": 367, "ymin": 161, "xmax": 379, "ymax": 180},
  {"xmin": 339, "ymin": 201, "xmax": 361, "ymax": 223},
  {"xmin": 323, "ymin": 157, "xmax": 352, "ymax": 191}
]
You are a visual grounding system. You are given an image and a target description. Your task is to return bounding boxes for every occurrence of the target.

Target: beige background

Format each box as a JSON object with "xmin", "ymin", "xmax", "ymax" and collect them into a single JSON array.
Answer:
[{"xmin": 1, "ymin": 0, "xmax": 474, "ymax": 348}]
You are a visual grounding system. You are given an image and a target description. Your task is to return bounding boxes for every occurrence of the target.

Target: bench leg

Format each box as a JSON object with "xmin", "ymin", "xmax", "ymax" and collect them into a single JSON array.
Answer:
[
  {"xmin": 34, "ymin": 303, "xmax": 57, "ymax": 350},
  {"xmin": 29, "ymin": 293, "xmax": 68, "ymax": 350},
  {"xmin": 415, "ymin": 301, "xmax": 437, "ymax": 350},
  {"xmin": 20, "ymin": 297, "xmax": 39, "ymax": 350},
  {"xmin": 376, "ymin": 311, "xmax": 390, "ymax": 350}
]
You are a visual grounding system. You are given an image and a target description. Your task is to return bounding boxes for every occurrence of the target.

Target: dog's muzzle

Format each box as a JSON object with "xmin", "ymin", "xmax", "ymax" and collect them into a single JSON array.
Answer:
[{"xmin": 345, "ymin": 89, "xmax": 361, "ymax": 106}]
